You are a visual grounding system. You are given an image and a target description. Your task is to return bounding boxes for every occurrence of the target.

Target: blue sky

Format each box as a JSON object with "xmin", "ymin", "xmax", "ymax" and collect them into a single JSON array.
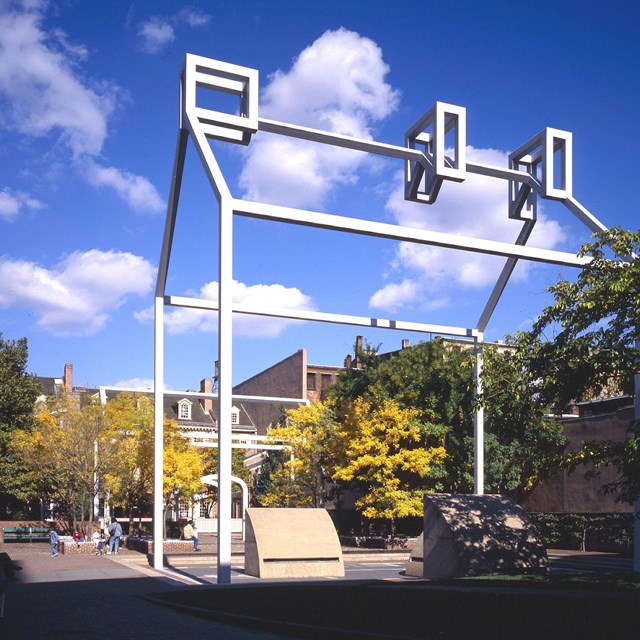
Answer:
[{"xmin": 1, "ymin": 0, "xmax": 638, "ymax": 391}]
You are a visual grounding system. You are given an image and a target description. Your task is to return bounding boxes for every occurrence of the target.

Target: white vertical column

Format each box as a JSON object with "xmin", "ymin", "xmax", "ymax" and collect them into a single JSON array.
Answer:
[
  {"xmin": 217, "ymin": 198, "xmax": 233, "ymax": 584},
  {"xmin": 473, "ymin": 335, "xmax": 485, "ymax": 494},
  {"xmin": 153, "ymin": 296, "xmax": 165, "ymax": 570},
  {"xmin": 634, "ymin": 340, "xmax": 640, "ymax": 573}
]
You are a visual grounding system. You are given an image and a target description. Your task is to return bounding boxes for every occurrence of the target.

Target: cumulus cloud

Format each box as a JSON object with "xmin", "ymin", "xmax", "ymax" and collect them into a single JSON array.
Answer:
[
  {"xmin": 239, "ymin": 28, "xmax": 400, "ymax": 209},
  {"xmin": 138, "ymin": 16, "xmax": 175, "ymax": 54},
  {"xmin": 135, "ymin": 280, "xmax": 314, "ymax": 338},
  {"xmin": 0, "ymin": 3, "xmax": 163, "ymax": 212},
  {"xmin": 138, "ymin": 7, "xmax": 211, "ymax": 54},
  {"xmin": 82, "ymin": 158, "xmax": 164, "ymax": 213},
  {"xmin": 0, "ymin": 249, "xmax": 155, "ymax": 335},
  {"xmin": 111, "ymin": 377, "xmax": 155, "ymax": 390},
  {"xmin": 369, "ymin": 147, "xmax": 567, "ymax": 312},
  {"xmin": 0, "ymin": 4, "xmax": 115, "ymax": 157},
  {"xmin": 0, "ymin": 188, "xmax": 45, "ymax": 221}
]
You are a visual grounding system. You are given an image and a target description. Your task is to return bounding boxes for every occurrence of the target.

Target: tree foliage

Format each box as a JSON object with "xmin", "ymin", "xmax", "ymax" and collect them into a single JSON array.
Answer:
[
  {"xmin": 514, "ymin": 227, "xmax": 640, "ymax": 503},
  {"xmin": 12, "ymin": 389, "xmax": 207, "ymax": 532},
  {"xmin": 480, "ymin": 345, "xmax": 568, "ymax": 502},
  {"xmin": 516, "ymin": 227, "xmax": 640, "ymax": 409},
  {"xmin": 102, "ymin": 392, "xmax": 206, "ymax": 517},
  {"xmin": 12, "ymin": 394, "xmax": 114, "ymax": 533},
  {"xmin": 259, "ymin": 400, "xmax": 336, "ymax": 507},
  {"xmin": 0, "ymin": 333, "xmax": 40, "ymax": 515},
  {"xmin": 331, "ymin": 397, "xmax": 446, "ymax": 523}
]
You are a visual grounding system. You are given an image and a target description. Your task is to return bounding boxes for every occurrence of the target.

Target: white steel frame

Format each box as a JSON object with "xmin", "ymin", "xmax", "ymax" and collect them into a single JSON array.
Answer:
[{"xmin": 154, "ymin": 54, "xmax": 623, "ymax": 582}]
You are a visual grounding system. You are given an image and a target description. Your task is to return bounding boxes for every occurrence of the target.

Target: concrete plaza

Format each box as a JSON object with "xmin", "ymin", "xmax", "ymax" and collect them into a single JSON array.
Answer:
[{"xmin": 0, "ymin": 538, "xmax": 636, "ymax": 639}]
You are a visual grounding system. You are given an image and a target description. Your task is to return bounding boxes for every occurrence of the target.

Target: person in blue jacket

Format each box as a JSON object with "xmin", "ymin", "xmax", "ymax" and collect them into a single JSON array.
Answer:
[
  {"xmin": 49, "ymin": 528, "xmax": 59, "ymax": 557},
  {"xmin": 107, "ymin": 518, "xmax": 123, "ymax": 555}
]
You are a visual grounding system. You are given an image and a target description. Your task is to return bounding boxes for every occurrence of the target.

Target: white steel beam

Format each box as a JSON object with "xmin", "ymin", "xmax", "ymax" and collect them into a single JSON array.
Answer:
[
  {"xmin": 216, "ymin": 195, "xmax": 233, "ymax": 585},
  {"xmin": 259, "ymin": 118, "xmax": 430, "ymax": 164},
  {"xmin": 152, "ymin": 296, "xmax": 165, "ymax": 570},
  {"xmin": 156, "ymin": 129, "xmax": 189, "ymax": 297},
  {"xmin": 476, "ymin": 219, "xmax": 536, "ymax": 332},
  {"xmin": 165, "ymin": 294, "xmax": 478, "ymax": 339},
  {"xmin": 233, "ymin": 199, "xmax": 592, "ymax": 267},
  {"xmin": 635, "ymin": 340, "xmax": 640, "ymax": 573},
  {"xmin": 473, "ymin": 335, "xmax": 484, "ymax": 495}
]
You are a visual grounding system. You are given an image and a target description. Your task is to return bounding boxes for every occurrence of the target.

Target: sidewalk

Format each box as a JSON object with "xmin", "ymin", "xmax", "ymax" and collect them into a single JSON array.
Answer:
[
  {"xmin": 1, "ymin": 541, "xmax": 636, "ymax": 640},
  {"xmin": 0, "ymin": 543, "xmax": 288, "ymax": 639}
]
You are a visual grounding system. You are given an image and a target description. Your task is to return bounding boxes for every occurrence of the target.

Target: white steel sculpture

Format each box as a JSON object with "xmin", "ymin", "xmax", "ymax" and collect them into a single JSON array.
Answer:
[{"xmin": 154, "ymin": 54, "xmax": 627, "ymax": 583}]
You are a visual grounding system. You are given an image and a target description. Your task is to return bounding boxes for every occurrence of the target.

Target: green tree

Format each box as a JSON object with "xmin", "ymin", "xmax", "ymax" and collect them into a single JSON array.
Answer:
[
  {"xmin": 480, "ymin": 345, "xmax": 568, "ymax": 503},
  {"xmin": 515, "ymin": 227, "xmax": 640, "ymax": 503},
  {"xmin": 0, "ymin": 333, "xmax": 39, "ymax": 517},
  {"xmin": 252, "ymin": 449, "xmax": 289, "ymax": 506},
  {"xmin": 330, "ymin": 337, "xmax": 567, "ymax": 498}
]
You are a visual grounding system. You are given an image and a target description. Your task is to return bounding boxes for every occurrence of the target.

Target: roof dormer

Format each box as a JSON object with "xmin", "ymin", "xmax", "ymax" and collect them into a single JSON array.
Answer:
[{"xmin": 177, "ymin": 398, "xmax": 193, "ymax": 421}]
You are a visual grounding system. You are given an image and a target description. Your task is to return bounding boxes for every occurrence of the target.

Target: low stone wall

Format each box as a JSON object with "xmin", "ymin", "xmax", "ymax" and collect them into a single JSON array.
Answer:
[
  {"xmin": 126, "ymin": 537, "xmax": 195, "ymax": 554},
  {"xmin": 60, "ymin": 540, "xmax": 98, "ymax": 555}
]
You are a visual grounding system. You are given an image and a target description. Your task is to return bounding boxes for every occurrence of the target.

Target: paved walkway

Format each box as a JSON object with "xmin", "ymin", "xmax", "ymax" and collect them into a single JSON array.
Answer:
[
  {"xmin": 0, "ymin": 543, "xmax": 289, "ymax": 639},
  {"xmin": 0, "ymin": 541, "xmax": 636, "ymax": 640}
]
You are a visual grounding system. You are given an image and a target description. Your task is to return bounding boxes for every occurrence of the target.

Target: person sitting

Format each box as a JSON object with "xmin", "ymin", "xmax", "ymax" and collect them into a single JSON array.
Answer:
[
  {"xmin": 72, "ymin": 529, "xmax": 84, "ymax": 545},
  {"xmin": 182, "ymin": 520, "xmax": 199, "ymax": 551},
  {"xmin": 92, "ymin": 528, "xmax": 107, "ymax": 555}
]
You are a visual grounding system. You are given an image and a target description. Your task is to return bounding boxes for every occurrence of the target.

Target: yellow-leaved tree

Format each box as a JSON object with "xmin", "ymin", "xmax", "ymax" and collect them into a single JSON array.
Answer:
[
  {"xmin": 330, "ymin": 397, "xmax": 446, "ymax": 532},
  {"xmin": 258, "ymin": 400, "xmax": 336, "ymax": 507},
  {"xmin": 101, "ymin": 392, "xmax": 206, "ymax": 537},
  {"xmin": 12, "ymin": 393, "xmax": 118, "ymax": 535}
]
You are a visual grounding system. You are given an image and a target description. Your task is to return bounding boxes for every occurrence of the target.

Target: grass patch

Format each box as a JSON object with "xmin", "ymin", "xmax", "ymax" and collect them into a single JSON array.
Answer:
[{"xmin": 450, "ymin": 571, "xmax": 640, "ymax": 591}]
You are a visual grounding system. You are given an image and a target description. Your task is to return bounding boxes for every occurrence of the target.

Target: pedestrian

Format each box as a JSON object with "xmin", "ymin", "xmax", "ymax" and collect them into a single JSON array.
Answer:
[
  {"xmin": 107, "ymin": 518, "xmax": 123, "ymax": 555},
  {"xmin": 92, "ymin": 528, "xmax": 107, "ymax": 555},
  {"xmin": 183, "ymin": 519, "xmax": 199, "ymax": 551},
  {"xmin": 49, "ymin": 528, "xmax": 59, "ymax": 557}
]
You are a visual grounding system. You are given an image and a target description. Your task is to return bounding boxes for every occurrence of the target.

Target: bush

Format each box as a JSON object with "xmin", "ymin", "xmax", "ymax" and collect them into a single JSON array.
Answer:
[{"xmin": 529, "ymin": 512, "xmax": 634, "ymax": 554}]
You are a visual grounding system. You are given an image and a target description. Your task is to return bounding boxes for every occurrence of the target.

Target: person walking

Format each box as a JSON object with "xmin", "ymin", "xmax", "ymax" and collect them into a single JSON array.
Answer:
[
  {"xmin": 107, "ymin": 518, "xmax": 123, "ymax": 555},
  {"xmin": 49, "ymin": 528, "xmax": 59, "ymax": 557},
  {"xmin": 182, "ymin": 520, "xmax": 199, "ymax": 551}
]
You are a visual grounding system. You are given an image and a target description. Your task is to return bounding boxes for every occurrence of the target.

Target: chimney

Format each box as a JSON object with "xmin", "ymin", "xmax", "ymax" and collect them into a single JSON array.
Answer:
[
  {"xmin": 354, "ymin": 335, "xmax": 363, "ymax": 369},
  {"xmin": 63, "ymin": 363, "xmax": 73, "ymax": 395},
  {"xmin": 401, "ymin": 339, "xmax": 410, "ymax": 350},
  {"xmin": 200, "ymin": 378, "xmax": 213, "ymax": 414}
]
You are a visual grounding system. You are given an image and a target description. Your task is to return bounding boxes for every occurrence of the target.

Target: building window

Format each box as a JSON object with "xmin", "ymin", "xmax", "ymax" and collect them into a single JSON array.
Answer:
[
  {"xmin": 321, "ymin": 374, "xmax": 332, "ymax": 390},
  {"xmin": 307, "ymin": 373, "xmax": 317, "ymax": 391},
  {"xmin": 178, "ymin": 399, "xmax": 192, "ymax": 420},
  {"xmin": 231, "ymin": 406, "xmax": 239, "ymax": 424}
]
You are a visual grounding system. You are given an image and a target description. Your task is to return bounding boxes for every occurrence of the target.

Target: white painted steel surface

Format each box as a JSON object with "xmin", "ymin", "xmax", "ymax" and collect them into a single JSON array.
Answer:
[{"xmin": 153, "ymin": 54, "xmax": 617, "ymax": 583}]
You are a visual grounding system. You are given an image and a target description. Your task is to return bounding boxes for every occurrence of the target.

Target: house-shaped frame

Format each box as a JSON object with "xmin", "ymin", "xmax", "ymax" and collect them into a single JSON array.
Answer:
[{"xmin": 153, "ymin": 54, "xmax": 615, "ymax": 581}]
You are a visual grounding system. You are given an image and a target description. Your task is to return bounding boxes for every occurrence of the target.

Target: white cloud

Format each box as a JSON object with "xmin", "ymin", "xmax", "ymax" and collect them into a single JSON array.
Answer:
[
  {"xmin": 138, "ymin": 16, "xmax": 175, "ymax": 54},
  {"xmin": 368, "ymin": 147, "xmax": 567, "ymax": 312},
  {"xmin": 0, "ymin": 4, "xmax": 115, "ymax": 157},
  {"xmin": 0, "ymin": 188, "xmax": 45, "ymax": 221},
  {"xmin": 138, "ymin": 8, "xmax": 212, "ymax": 54},
  {"xmin": 0, "ymin": 3, "xmax": 163, "ymax": 213},
  {"xmin": 239, "ymin": 28, "xmax": 400, "ymax": 209},
  {"xmin": 369, "ymin": 279, "xmax": 421, "ymax": 313},
  {"xmin": 0, "ymin": 249, "xmax": 155, "ymax": 336},
  {"xmin": 178, "ymin": 8, "xmax": 211, "ymax": 27},
  {"xmin": 110, "ymin": 377, "xmax": 155, "ymax": 390},
  {"xmin": 82, "ymin": 158, "xmax": 164, "ymax": 213},
  {"xmin": 135, "ymin": 280, "xmax": 314, "ymax": 338}
]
